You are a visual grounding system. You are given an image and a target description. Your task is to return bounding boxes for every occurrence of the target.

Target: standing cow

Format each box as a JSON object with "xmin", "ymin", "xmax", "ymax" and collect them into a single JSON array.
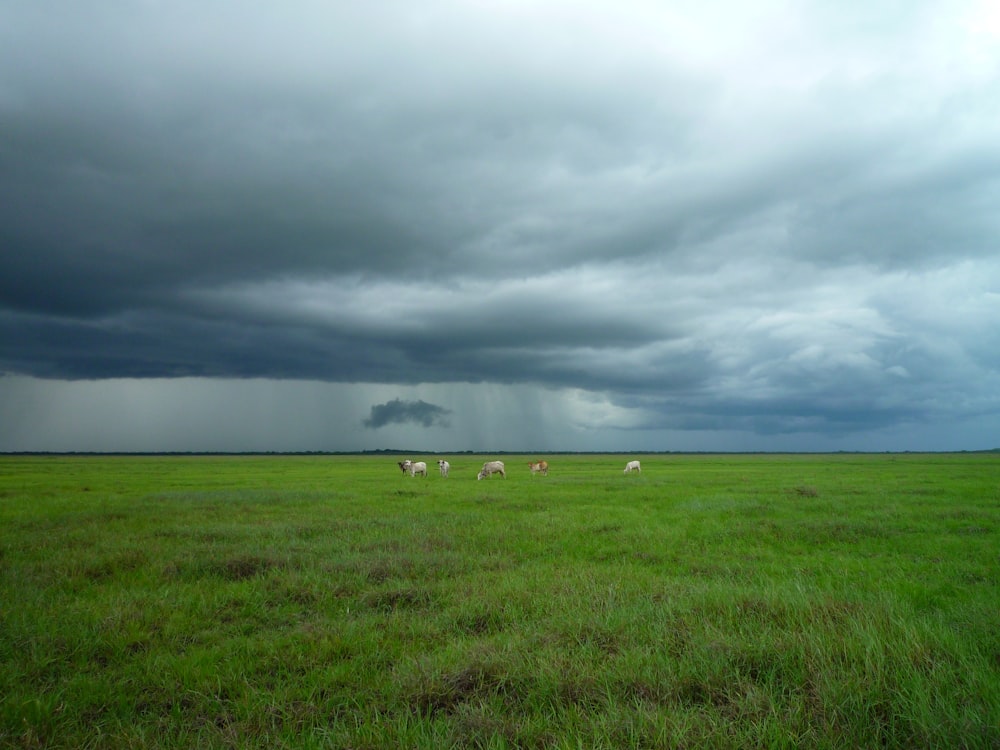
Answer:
[
  {"xmin": 477, "ymin": 460, "xmax": 506, "ymax": 480},
  {"xmin": 437, "ymin": 459, "xmax": 450, "ymax": 478},
  {"xmin": 624, "ymin": 460, "xmax": 641, "ymax": 474},
  {"xmin": 408, "ymin": 461, "xmax": 428, "ymax": 477},
  {"xmin": 397, "ymin": 460, "xmax": 412, "ymax": 475},
  {"xmin": 528, "ymin": 460, "xmax": 549, "ymax": 476}
]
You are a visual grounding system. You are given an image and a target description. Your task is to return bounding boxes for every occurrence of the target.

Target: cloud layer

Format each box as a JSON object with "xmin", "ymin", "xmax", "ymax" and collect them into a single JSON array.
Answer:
[{"xmin": 1, "ymin": 1, "xmax": 999, "ymax": 450}]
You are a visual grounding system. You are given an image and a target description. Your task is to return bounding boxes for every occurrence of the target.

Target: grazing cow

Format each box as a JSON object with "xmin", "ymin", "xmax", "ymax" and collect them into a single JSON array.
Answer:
[
  {"xmin": 624, "ymin": 460, "xmax": 641, "ymax": 474},
  {"xmin": 528, "ymin": 460, "xmax": 549, "ymax": 476},
  {"xmin": 437, "ymin": 459, "xmax": 450, "ymax": 478},
  {"xmin": 477, "ymin": 460, "xmax": 506, "ymax": 480},
  {"xmin": 397, "ymin": 460, "xmax": 412, "ymax": 475},
  {"xmin": 408, "ymin": 461, "xmax": 428, "ymax": 477}
]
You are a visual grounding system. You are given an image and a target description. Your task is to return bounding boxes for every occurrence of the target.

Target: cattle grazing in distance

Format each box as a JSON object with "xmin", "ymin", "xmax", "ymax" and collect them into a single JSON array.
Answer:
[
  {"xmin": 477, "ymin": 460, "xmax": 506, "ymax": 480},
  {"xmin": 408, "ymin": 461, "xmax": 428, "ymax": 477},
  {"xmin": 528, "ymin": 460, "xmax": 549, "ymax": 476},
  {"xmin": 624, "ymin": 460, "xmax": 641, "ymax": 474},
  {"xmin": 437, "ymin": 459, "xmax": 450, "ymax": 478},
  {"xmin": 398, "ymin": 460, "xmax": 412, "ymax": 475}
]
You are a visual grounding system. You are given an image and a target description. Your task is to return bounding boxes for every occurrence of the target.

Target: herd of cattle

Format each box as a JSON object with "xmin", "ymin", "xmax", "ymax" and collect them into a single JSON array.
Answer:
[{"xmin": 397, "ymin": 458, "xmax": 641, "ymax": 479}]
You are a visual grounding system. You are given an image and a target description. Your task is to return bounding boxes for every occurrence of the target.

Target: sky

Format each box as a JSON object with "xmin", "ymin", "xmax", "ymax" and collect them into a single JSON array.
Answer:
[{"xmin": 2, "ymin": 0, "xmax": 999, "ymax": 453}]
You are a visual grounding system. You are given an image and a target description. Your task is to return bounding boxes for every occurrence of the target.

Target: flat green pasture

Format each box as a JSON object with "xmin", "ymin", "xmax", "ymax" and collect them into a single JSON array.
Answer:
[{"xmin": 1, "ymin": 453, "xmax": 998, "ymax": 748}]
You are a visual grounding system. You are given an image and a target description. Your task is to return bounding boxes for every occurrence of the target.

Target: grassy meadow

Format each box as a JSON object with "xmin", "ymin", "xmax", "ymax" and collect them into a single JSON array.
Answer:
[{"xmin": 1, "ymin": 453, "xmax": 998, "ymax": 748}]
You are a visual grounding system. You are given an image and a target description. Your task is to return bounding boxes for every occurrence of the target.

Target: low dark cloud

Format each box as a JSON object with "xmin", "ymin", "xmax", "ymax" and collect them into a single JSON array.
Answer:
[{"xmin": 363, "ymin": 399, "xmax": 452, "ymax": 430}]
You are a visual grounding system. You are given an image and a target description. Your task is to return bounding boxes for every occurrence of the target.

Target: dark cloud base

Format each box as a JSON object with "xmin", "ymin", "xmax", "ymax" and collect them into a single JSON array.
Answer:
[{"xmin": 363, "ymin": 398, "xmax": 452, "ymax": 429}]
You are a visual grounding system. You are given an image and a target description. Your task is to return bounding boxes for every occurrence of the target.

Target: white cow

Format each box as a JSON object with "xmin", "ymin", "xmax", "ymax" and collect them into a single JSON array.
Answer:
[
  {"xmin": 624, "ymin": 460, "xmax": 641, "ymax": 474},
  {"xmin": 477, "ymin": 460, "xmax": 506, "ymax": 480},
  {"xmin": 528, "ymin": 460, "xmax": 549, "ymax": 476},
  {"xmin": 408, "ymin": 461, "xmax": 428, "ymax": 477},
  {"xmin": 437, "ymin": 459, "xmax": 450, "ymax": 478}
]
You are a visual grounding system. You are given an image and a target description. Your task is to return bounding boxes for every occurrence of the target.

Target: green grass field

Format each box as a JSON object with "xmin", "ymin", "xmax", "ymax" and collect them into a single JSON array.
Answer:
[{"xmin": 1, "ymin": 453, "xmax": 998, "ymax": 748}]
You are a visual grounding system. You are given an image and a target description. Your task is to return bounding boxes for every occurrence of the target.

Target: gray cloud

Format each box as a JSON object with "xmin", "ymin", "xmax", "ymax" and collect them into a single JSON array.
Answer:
[
  {"xmin": 363, "ymin": 399, "xmax": 452, "ymax": 430},
  {"xmin": 1, "ymin": 1, "xmax": 999, "ymax": 451}
]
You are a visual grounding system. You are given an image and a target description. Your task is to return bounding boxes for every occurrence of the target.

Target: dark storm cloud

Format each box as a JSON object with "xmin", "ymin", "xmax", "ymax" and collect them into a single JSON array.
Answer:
[
  {"xmin": 1, "ymin": 1, "xmax": 999, "ymax": 449},
  {"xmin": 363, "ymin": 399, "xmax": 452, "ymax": 430}
]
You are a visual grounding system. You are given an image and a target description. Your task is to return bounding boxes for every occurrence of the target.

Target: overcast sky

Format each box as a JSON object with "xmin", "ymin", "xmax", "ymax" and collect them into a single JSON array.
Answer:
[{"xmin": 2, "ymin": 1, "xmax": 999, "ymax": 453}]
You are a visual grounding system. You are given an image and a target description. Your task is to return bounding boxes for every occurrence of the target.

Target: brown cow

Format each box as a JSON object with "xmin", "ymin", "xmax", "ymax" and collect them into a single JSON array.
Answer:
[{"xmin": 528, "ymin": 460, "xmax": 549, "ymax": 476}]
